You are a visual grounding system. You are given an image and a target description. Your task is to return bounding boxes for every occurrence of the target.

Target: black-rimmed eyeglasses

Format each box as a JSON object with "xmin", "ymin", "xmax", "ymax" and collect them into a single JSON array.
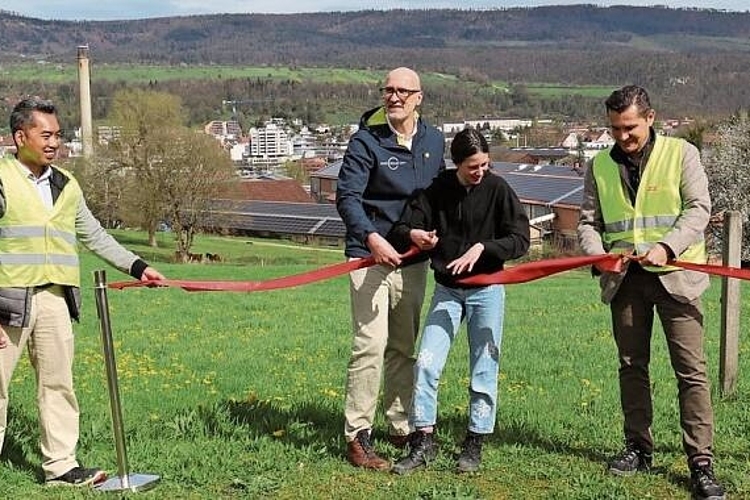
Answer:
[{"xmin": 380, "ymin": 87, "xmax": 421, "ymax": 100}]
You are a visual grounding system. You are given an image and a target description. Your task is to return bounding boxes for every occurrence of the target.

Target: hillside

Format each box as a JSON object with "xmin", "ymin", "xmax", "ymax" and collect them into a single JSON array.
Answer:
[
  {"xmin": 2, "ymin": 6, "xmax": 750, "ymax": 63},
  {"xmin": 1, "ymin": 6, "xmax": 749, "ymax": 120}
]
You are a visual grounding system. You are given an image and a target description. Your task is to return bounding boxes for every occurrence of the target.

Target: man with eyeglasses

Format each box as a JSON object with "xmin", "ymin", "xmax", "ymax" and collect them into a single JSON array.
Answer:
[{"xmin": 337, "ymin": 67, "xmax": 445, "ymax": 470}]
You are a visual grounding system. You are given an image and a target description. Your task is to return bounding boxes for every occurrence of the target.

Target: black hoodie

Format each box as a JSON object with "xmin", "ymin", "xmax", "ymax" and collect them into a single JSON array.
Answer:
[{"xmin": 391, "ymin": 168, "xmax": 530, "ymax": 288}]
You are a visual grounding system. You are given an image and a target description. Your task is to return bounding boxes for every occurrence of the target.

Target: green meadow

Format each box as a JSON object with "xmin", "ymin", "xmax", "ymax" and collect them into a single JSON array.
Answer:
[
  {"xmin": 524, "ymin": 84, "xmax": 614, "ymax": 98},
  {"xmin": 0, "ymin": 63, "xmax": 396, "ymax": 85},
  {"xmin": 0, "ymin": 62, "xmax": 614, "ymax": 99},
  {"xmin": 0, "ymin": 64, "xmax": 383, "ymax": 85},
  {"xmin": 1, "ymin": 232, "xmax": 749, "ymax": 498}
]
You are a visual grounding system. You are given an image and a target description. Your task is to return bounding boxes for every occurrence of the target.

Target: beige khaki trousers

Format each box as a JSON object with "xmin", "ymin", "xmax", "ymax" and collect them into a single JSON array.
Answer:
[
  {"xmin": 0, "ymin": 286, "xmax": 80, "ymax": 479},
  {"xmin": 344, "ymin": 260, "xmax": 428, "ymax": 441}
]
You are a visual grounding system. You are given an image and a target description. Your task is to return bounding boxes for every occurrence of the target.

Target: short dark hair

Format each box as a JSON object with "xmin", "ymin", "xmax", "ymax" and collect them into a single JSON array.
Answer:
[
  {"xmin": 604, "ymin": 85, "xmax": 652, "ymax": 116},
  {"xmin": 10, "ymin": 97, "xmax": 57, "ymax": 135},
  {"xmin": 451, "ymin": 127, "xmax": 489, "ymax": 165}
]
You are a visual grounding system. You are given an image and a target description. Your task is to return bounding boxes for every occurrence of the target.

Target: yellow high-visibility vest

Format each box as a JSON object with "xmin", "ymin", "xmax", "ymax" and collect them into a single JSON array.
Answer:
[
  {"xmin": 0, "ymin": 158, "xmax": 81, "ymax": 286},
  {"xmin": 592, "ymin": 135, "xmax": 706, "ymax": 272}
]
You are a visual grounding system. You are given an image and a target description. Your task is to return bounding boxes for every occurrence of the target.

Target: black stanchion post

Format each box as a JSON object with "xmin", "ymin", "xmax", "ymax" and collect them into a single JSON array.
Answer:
[{"xmin": 93, "ymin": 270, "xmax": 160, "ymax": 492}]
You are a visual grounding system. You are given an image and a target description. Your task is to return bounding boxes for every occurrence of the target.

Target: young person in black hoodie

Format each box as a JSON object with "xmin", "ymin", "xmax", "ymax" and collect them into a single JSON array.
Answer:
[{"xmin": 390, "ymin": 127, "xmax": 530, "ymax": 474}]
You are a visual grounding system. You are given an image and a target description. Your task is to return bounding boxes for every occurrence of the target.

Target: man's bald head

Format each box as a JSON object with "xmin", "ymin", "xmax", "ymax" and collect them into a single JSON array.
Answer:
[
  {"xmin": 385, "ymin": 67, "xmax": 421, "ymax": 90},
  {"xmin": 382, "ymin": 67, "xmax": 423, "ymax": 132}
]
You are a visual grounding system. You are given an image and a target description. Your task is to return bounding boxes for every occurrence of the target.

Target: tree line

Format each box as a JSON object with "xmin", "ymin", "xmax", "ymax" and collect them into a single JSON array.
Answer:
[{"xmin": 0, "ymin": 76, "xmax": 606, "ymax": 136}]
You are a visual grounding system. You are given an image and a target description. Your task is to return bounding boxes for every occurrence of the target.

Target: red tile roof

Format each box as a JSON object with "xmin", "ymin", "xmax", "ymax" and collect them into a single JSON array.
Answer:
[{"xmin": 218, "ymin": 178, "xmax": 313, "ymax": 203}]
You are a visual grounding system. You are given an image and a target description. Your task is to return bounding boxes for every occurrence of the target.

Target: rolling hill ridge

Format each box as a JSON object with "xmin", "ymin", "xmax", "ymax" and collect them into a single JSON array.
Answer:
[{"xmin": 1, "ymin": 6, "xmax": 749, "ymax": 119}]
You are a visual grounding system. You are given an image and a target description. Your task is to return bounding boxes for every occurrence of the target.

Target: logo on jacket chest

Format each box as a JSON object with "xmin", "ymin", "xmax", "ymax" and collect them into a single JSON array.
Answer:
[{"xmin": 380, "ymin": 156, "xmax": 407, "ymax": 171}]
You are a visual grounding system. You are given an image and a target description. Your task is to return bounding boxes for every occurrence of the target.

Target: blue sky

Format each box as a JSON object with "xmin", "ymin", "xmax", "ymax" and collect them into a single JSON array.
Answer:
[{"xmin": 1, "ymin": 1, "xmax": 747, "ymax": 21}]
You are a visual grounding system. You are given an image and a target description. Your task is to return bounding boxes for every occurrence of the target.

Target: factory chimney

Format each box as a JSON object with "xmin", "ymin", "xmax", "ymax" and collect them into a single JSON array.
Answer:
[{"xmin": 77, "ymin": 45, "xmax": 93, "ymax": 157}]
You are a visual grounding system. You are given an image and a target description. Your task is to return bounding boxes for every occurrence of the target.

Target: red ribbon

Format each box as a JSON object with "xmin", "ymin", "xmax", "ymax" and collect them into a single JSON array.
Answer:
[
  {"xmin": 456, "ymin": 254, "xmax": 622, "ymax": 286},
  {"xmin": 109, "ymin": 251, "xmax": 750, "ymax": 292},
  {"xmin": 672, "ymin": 260, "xmax": 750, "ymax": 281},
  {"xmin": 109, "ymin": 247, "xmax": 419, "ymax": 292}
]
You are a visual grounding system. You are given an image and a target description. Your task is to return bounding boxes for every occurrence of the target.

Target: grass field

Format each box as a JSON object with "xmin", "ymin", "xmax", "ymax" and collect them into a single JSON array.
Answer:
[
  {"xmin": 0, "ymin": 64, "xmax": 379, "ymax": 85},
  {"xmin": 1, "ymin": 232, "xmax": 749, "ymax": 499},
  {"xmin": 524, "ymin": 84, "xmax": 614, "ymax": 98},
  {"xmin": 0, "ymin": 62, "xmax": 615, "ymax": 100}
]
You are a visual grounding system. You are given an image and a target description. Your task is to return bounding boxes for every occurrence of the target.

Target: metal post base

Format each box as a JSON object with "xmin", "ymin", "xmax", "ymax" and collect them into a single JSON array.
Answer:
[{"xmin": 96, "ymin": 473, "xmax": 160, "ymax": 492}]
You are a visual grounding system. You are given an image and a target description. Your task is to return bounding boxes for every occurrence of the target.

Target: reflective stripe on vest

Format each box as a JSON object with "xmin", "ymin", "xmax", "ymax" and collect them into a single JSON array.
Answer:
[
  {"xmin": 0, "ymin": 158, "xmax": 81, "ymax": 287},
  {"xmin": 592, "ymin": 135, "xmax": 706, "ymax": 272},
  {"xmin": 0, "ymin": 226, "xmax": 78, "ymax": 245}
]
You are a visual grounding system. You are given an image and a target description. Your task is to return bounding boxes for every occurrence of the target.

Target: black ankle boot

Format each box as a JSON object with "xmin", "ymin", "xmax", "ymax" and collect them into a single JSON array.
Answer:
[
  {"xmin": 608, "ymin": 442, "xmax": 652, "ymax": 476},
  {"xmin": 391, "ymin": 430, "xmax": 438, "ymax": 475},
  {"xmin": 456, "ymin": 431, "xmax": 484, "ymax": 473}
]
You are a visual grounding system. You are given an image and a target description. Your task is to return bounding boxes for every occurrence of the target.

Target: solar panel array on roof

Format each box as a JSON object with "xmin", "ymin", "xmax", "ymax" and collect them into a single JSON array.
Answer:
[
  {"xmin": 205, "ymin": 160, "xmax": 584, "ymax": 239},
  {"xmin": 499, "ymin": 173, "xmax": 583, "ymax": 206},
  {"xmin": 490, "ymin": 163, "xmax": 584, "ymax": 206},
  {"xmin": 312, "ymin": 160, "xmax": 343, "ymax": 179},
  {"xmin": 211, "ymin": 200, "xmax": 340, "ymax": 217},
  {"xmin": 203, "ymin": 200, "xmax": 346, "ymax": 238},
  {"xmin": 248, "ymin": 215, "xmax": 319, "ymax": 234},
  {"xmin": 316, "ymin": 219, "xmax": 347, "ymax": 237},
  {"xmin": 492, "ymin": 162, "xmax": 583, "ymax": 178}
]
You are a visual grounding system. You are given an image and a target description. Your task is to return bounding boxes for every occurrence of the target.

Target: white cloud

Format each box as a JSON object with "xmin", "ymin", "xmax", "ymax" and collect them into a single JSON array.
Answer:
[{"xmin": 1, "ymin": 0, "xmax": 746, "ymax": 20}]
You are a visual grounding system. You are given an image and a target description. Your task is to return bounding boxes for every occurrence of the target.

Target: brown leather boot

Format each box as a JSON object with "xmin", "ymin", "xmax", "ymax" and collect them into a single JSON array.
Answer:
[{"xmin": 347, "ymin": 430, "xmax": 391, "ymax": 470}]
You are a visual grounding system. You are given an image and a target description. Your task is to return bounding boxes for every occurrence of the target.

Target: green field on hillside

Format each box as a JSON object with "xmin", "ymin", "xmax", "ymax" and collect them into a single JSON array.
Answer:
[
  {"xmin": 0, "ymin": 64, "xmax": 385, "ymax": 85},
  {"xmin": 0, "ymin": 62, "xmax": 617, "ymax": 99},
  {"xmin": 1, "ymin": 231, "xmax": 748, "ymax": 498},
  {"xmin": 627, "ymin": 34, "xmax": 750, "ymax": 52},
  {"xmin": 525, "ymin": 84, "xmax": 613, "ymax": 98}
]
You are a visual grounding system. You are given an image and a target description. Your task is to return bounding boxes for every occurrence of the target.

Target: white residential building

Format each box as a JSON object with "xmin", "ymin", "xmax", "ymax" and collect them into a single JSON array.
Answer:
[
  {"xmin": 97, "ymin": 125, "xmax": 121, "ymax": 145},
  {"xmin": 229, "ymin": 142, "xmax": 248, "ymax": 162},
  {"xmin": 249, "ymin": 123, "xmax": 293, "ymax": 159},
  {"xmin": 204, "ymin": 120, "xmax": 242, "ymax": 142},
  {"xmin": 291, "ymin": 126, "xmax": 317, "ymax": 158},
  {"xmin": 560, "ymin": 128, "xmax": 615, "ymax": 151},
  {"xmin": 441, "ymin": 118, "xmax": 534, "ymax": 134}
]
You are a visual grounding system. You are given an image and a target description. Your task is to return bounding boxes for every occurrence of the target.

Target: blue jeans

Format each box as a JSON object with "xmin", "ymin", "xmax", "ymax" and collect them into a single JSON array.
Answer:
[{"xmin": 410, "ymin": 283, "xmax": 505, "ymax": 434}]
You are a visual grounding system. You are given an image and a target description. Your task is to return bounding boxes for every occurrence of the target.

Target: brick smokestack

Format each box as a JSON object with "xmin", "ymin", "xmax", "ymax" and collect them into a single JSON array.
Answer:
[{"xmin": 77, "ymin": 45, "xmax": 93, "ymax": 157}]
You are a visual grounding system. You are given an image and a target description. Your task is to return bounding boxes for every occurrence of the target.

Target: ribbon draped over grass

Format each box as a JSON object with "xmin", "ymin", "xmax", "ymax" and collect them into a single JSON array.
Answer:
[{"xmin": 109, "ymin": 250, "xmax": 750, "ymax": 292}]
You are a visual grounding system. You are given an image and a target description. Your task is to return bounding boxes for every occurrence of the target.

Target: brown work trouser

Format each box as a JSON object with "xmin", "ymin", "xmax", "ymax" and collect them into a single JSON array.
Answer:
[{"xmin": 610, "ymin": 271, "xmax": 714, "ymax": 463}]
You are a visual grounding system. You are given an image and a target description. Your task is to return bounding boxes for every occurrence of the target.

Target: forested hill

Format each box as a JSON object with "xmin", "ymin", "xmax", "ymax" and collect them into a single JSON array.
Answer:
[
  {"xmin": 1, "ymin": 6, "xmax": 749, "ymax": 118},
  {"xmin": 2, "ymin": 6, "xmax": 749, "ymax": 65}
]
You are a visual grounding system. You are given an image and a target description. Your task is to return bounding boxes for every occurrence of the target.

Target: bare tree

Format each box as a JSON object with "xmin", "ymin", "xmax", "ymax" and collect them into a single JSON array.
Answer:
[
  {"xmin": 160, "ymin": 129, "xmax": 235, "ymax": 261},
  {"xmin": 703, "ymin": 111, "xmax": 750, "ymax": 261},
  {"xmin": 63, "ymin": 153, "xmax": 126, "ymax": 230},
  {"xmin": 106, "ymin": 89, "xmax": 185, "ymax": 246},
  {"xmin": 104, "ymin": 89, "xmax": 235, "ymax": 256}
]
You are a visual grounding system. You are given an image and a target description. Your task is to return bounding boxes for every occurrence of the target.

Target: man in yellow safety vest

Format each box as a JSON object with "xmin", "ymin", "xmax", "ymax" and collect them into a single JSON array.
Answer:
[
  {"xmin": 0, "ymin": 97, "xmax": 164, "ymax": 487},
  {"xmin": 577, "ymin": 85, "xmax": 724, "ymax": 500}
]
